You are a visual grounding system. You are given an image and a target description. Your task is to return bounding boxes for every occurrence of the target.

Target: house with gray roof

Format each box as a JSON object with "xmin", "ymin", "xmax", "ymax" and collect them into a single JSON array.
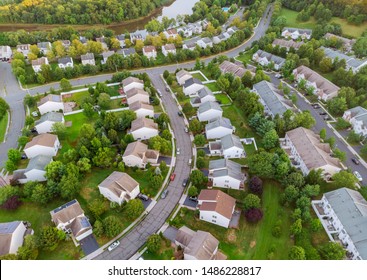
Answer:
[
  {"xmin": 213, "ymin": 32, "xmax": 230, "ymax": 44},
  {"xmin": 81, "ymin": 53, "xmax": 95, "ymax": 66},
  {"xmin": 252, "ymin": 81, "xmax": 294, "ymax": 118},
  {"xmin": 0, "ymin": 221, "xmax": 33, "ymax": 257},
  {"xmin": 252, "ymin": 50, "xmax": 285, "ymax": 70},
  {"xmin": 190, "ymin": 86, "xmax": 216, "ymax": 107},
  {"xmin": 176, "ymin": 70, "xmax": 193, "ymax": 85},
  {"xmin": 121, "ymin": 48, "xmax": 136, "ymax": 57},
  {"xmin": 321, "ymin": 47, "xmax": 367, "ymax": 73},
  {"xmin": 182, "ymin": 40, "xmax": 197, "ymax": 51},
  {"xmin": 272, "ymin": 38, "xmax": 304, "ymax": 50},
  {"xmin": 102, "ymin": 50, "xmax": 115, "ymax": 64},
  {"xmin": 37, "ymin": 42, "xmax": 52, "ymax": 54},
  {"xmin": 13, "ymin": 155, "xmax": 52, "ymax": 184},
  {"xmin": 37, "ymin": 94, "xmax": 63, "ymax": 115},
  {"xmin": 58, "ymin": 56, "xmax": 73, "ymax": 69},
  {"xmin": 205, "ymin": 117, "xmax": 234, "ymax": 139},
  {"xmin": 209, "ymin": 134, "xmax": 245, "ymax": 158},
  {"xmin": 312, "ymin": 188, "xmax": 367, "ymax": 260},
  {"xmin": 343, "ymin": 106, "xmax": 367, "ymax": 138},
  {"xmin": 130, "ymin": 30, "xmax": 148, "ymax": 42},
  {"xmin": 208, "ymin": 158, "xmax": 245, "ymax": 189},
  {"xmin": 116, "ymin": 34, "xmax": 126, "ymax": 48},
  {"xmin": 35, "ymin": 112, "xmax": 64, "ymax": 134},
  {"xmin": 197, "ymin": 101, "xmax": 223, "ymax": 122},
  {"xmin": 183, "ymin": 78, "xmax": 204, "ymax": 96},
  {"xmin": 281, "ymin": 27, "xmax": 312, "ymax": 40},
  {"xmin": 197, "ymin": 37, "xmax": 213, "ymax": 49}
]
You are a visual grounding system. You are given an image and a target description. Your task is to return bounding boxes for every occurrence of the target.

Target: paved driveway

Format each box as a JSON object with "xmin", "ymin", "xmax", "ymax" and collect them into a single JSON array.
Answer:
[
  {"xmin": 163, "ymin": 226, "xmax": 178, "ymax": 243},
  {"xmin": 80, "ymin": 234, "xmax": 99, "ymax": 255}
]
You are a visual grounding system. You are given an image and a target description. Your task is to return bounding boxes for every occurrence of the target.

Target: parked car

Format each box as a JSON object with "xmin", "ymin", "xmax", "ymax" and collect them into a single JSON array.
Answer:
[
  {"xmin": 184, "ymin": 127, "xmax": 189, "ymax": 133},
  {"xmin": 108, "ymin": 241, "xmax": 120, "ymax": 251},
  {"xmin": 137, "ymin": 193, "xmax": 149, "ymax": 201},
  {"xmin": 170, "ymin": 173, "xmax": 176, "ymax": 181},
  {"xmin": 161, "ymin": 189, "xmax": 169, "ymax": 199},
  {"xmin": 319, "ymin": 112, "xmax": 327, "ymax": 115},
  {"xmin": 157, "ymin": 89, "xmax": 162, "ymax": 97},
  {"xmin": 165, "ymin": 87, "xmax": 170, "ymax": 92},
  {"xmin": 182, "ymin": 178, "xmax": 188, "ymax": 187},
  {"xmin": 312, "ymin": 103, "xmax": 320, "ymax": 109},
  {"xmin": 188, "ymin": 159, "xmax": 192, "ymax": 166},
  {"xmin": 354, "ymin": 171, "xmax": 363, "ymax": 182},
  {"xmin": 351, "ymin": 158, "xmax": 360, "ymax": 165},
  {"xmin": 189, "ymin": 196, "xmax": 198, "ymax": 202},
  {"xmin": 177, "ymin": 111, "xmax": 183, "ymax": 116},
  {"xmin": 324, "ymin": 116, "xmax": 330, "ymax": 121},
  {"xmin": 176, "ymin": 148, "xmax": 180, "ymax": 155}
]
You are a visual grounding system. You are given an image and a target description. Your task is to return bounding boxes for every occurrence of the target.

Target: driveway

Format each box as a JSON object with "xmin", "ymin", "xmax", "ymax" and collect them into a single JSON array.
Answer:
[
  {"xmin": 183, "ymin": 196, "xmax": 198, "ymax": 208},
  {"xmin": 157, "ymin": 156, "xmax": 172, "ymax": 165},
  {"xmin": 80, "ymin": 234, "xmax": 99, "ymax": 255},
  {"xmin": 163, "ymin": 226, "xmax": 178, "ymax": 243}
]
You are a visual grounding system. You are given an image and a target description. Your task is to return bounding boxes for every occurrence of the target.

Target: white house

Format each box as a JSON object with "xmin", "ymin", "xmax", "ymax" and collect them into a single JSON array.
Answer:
[
  {"xmin": 343, "ymin": 106, "xmax": 367, "ymax": 138},
  {"xmin": 164, "ymin": 29, "xmax": 178, "ymax": 39},
  {"xmin": 282, "ymin": 27, "xmax": 312, "ymax": 40},
  {"xmin": 197, "ymin": 189, "xmax": 236, "ymax": 228},
  {"xmin": 142, "ymin": 46, "xmax": 157, "ymax": 59},
  {"xmin": 129, "ymin": 101, "xmax": 154, "ymax": 118},
  {"xmin": 37, "ymin": 42, "xmax": 52, "ymax": 55},
  {"xmin": 213, "ymin": 32, "xmax": 230, "ymax": 44},
  {"xmin": 31, "ymin": 57, "xmax": 48, "ymax": 73},
  {"xmin": 209, "ymin": 134, "xmax": 245, "ymax": 158},
  {"xmin": 16, "ymin": 44, "xmax": 31, "ymax": 57},
  {"xmin": 252, "ymin": 50, "xmax": 285, "ymax": 70},
  {"xmin": 58, "ymin": 56, "xmax": 73, "ymax": 69},
  {"xmin": 126, "ymin": 88, "xmax": 150, "ymax": 105},
  {"xmin": 50, "ymin": 199, "xmax": 93, "ymax": 242},
  {"xmin": 102, "ymin": 50, "xmax": 115, "ymax": 64},
  {"xmin": 130, "ymin": 30, "xmax": 148, "ymax": 43},
  {"xmin": 35, "ymin": 112, "xmax": 64, "ymax": 134},
  {"xmin": 176, "ymin": 70, "xmax": 193, "ymax": 86},
  {"xmin": 197, "ymin": 37, "xmax": 213, "ymax": 49},
  {"xmin": 0, "ymin": 46, "xmax": 12, "ymax": 60},
  {"xmin": 177, "ymin": 26, "xmax": 193, "ymax": 37},
  {"xmin": 130, "ymin": 117, "xmax": 159, "ymax": 140},
  {"xmin": 81, "ymin": 53, "xmax": 95, "ymax": 66},
  {"xmin": 23, "ymin": 133, "xmax": 60, "ymax": 159},
  {"xmin": 293, "ymin": 65, "xmax": 340, "ymax": 101},
  {"xmin": 61, "ymin": 40, "xmax": 71, "ymax": 49},
  {"xmin": 197, "ymin": 101, "xmax": 223, "ymax": 122},
  {"xmin": 98, "ymin": 171, "xmax": 140, "ymax": 205},
  {"xmin": 280, "ymin": 127, "xmax": 342, "ymax": 178},
  {"xmin": 182, "ymin": 41, "xmax": 197, "ymax": 51},
  {"xmin": 37, "ymin": 94, "xmax": 64, "ymax": 115},
  {"xmin": 122, "ymin": 76, "xmax": 144, "ymax": 93},
  {"xmin": 183, "ymin": 78, "xmax": 204, "ymax": 96},
  {"xmin": 190, "ymin": 86, "xmax": 216, "ymax": 107},
  {"xmin": 0, "ymin": 221, "xmax": 32, "ymax": 256},
  {"xmin": 13, "ymin": 155, "xmax": 52, "ymax": 184},
  {"xmin": 122, "ymin": 141, "xmax": 159, "ymax": 168},
  {"xmin": 205, "ymin": 117, "xmax": 234, "ymax": 139},
  {"xmin": 162, "ymin": 44, "xmax": 176, "ymax": 56},
  {"xmin": 121, "ymin": 47, "xmax": 136, "ymax": 57},
  {"xmin": 95, "ymin": 37, "xmax": 108, "ymax": 50},
  {"xmin": 208, "ymin": 159, "xmax": 245, "ymax": 190},
  {"xmin": 116, "ymin": 34, "xmax": 126, "ymax": 48},
  {"xmin": 312, "ymin": 188, "xmax": 367, "ymax": 260},
  {"xmin": 175, "ymin": 226, "xmax": 221, "ymax": 260}
]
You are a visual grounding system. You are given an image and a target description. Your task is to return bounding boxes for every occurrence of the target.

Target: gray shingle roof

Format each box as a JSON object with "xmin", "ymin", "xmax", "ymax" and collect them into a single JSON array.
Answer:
[
  {"xmin": 26, "ymin": 155, "xmax": 52, "ymax": 171},
  {"xmin": 122, "ymin": 48, "xmax": 136, "ymax": 56},
  {"xmin": 209, "ymin": 158, "xmax": 243, "ymax": 181},
  {"xmin": 36, "ymin": 112, "xmax": 63, "ymax": 124},
  {"xmin": 198, "ymin": 101, "xmax": 222, "ymax": 114},
  {"xmin": 206, "ymin": 117, "xmax": 233, "ymax": 131},
  {"xmin": 81, "ymin": 53, "xmax": 94, "ymax": 61},
  {"xmin": 58, "ymin": 56, "xmax": 72, "ymax": 65},
  {"xmin": 220, "ymin": 134, "xmax": 243, "ymax": 150},
  {"xmin": 198, "ymin": 87, "xmax": 213, "ymax": 98},
  {"xmin": 184, "ymin": 77, "xmax": 203, "ymax": 88},
  {"xmin": 255, "ymin": 50, "xmax": 285, "ymax": 65}
]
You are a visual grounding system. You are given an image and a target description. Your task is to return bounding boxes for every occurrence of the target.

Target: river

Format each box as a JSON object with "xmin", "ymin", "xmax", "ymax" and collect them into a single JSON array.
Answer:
[{"xmin": 0, "ymin": 0, "xmax": 199, "ymax": 34}]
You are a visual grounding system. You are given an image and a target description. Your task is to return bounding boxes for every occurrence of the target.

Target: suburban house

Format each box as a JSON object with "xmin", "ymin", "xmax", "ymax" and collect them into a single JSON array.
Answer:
[
  {"xmin": 58, "ymin": 56, "xmax": 73, "ymax": 69},
  {"xmin": 189, "ymin": 21, "xmax": 204, "ymax": 34},
  {"xmin": 252, "ymin": 81, "xmax": 294, "ymax": 118},
  {"xmin": 176, "ymin": 70, "xmax": 193, "ymax": 85},
  {"xmin": 312, "ymin": 188, "xmax": 367, "ymax": 260},
  {"xmin": 130, "ymin": 117, "xmax": 159, "ymax": 140},
  {"xmin": 163, "ymin": 29, "xmax": 178, "ymax": 39},
  {"xmin": 175, "ymin": 226, "xmax": 223, "ymax": 260},
  {"xmin": 252, "ymin": 50, "xmax": 285, "ymax": 70},
  {"xmin": 281, "ymin": 27, "xmax": 312, "ymax": 40},
  {"xmin": 95, "ymin": 37, "xmax": 108, "ymax": 50},
  {"xmin": 13, "ymin": 155, "xmax": 52, "ymax": 184},
  {"xmin": 81, "ymin": 53, "xmax": 95, "ymax": 66},
  {"xmin": 0, "ymin": 221, "xmax": 32, "ymax": 257},
  {"xmin": 37, "ymin": 94, "xmax": 64, "ymax": 115},
  {"xmin": 183, "ymin": 78, "xmax": 204, "ymax": 96},
  {"xmin": 272, "ymin": 38, "xmax": 304, "ymax": 50},
  {"xmin": 23, "ymin": 133, "xmax": 60, "ymax": 158},
  {"xmin": 196, "ymin": 37, "xmax": 213, "ymax": 49},
  {"xmin": 197, "ymin": 101, "xmax": 223, "ymax": 122},
  {"xmin": 212, "ymin": 32, "xmax": 230, "ymax": 44},
  {"xmin": 209, "ymin": 134, "xmax": 245, "ymax": 158},
  {"xmin": 226, "ymin": 26, "xmax": 239, "ymax": 36},
  {"xmin": 61, "ymin": 40, "xmax": 71, "ymax": 49},
  {"xmin": 130, "ymin": 30, "xmax": 148, "ymax": 43},
  {"xmin": 0, "ymin": 46, "xmax": 12, "ymax": 60},
  {"xmin": 102, "ymin": 50, "xmax": 115, "ymax": 64},
  {"xmin": 321, "ymin": 46, "xmax": 367, "ymax": 73},
  {"xmin": 280, "ymin": 127, "xmax": 342, "ymax": 178},
  {"xmin": 98, "ymin": 171, "xmax": 140, "ymax": 205},
  {"xmin": 122, "ymin": 141, "xmax": 159, "ymax": 168},
  {"xmin": 31, "ymin": 57, "xmax": 49, "ymax": 73},
  {"xmin": 190, "ymin": 86, "xmax": 216, "ymax": 107},
  {"xmin": 37, "ymin": 42, "xmax": 52, "ymax": 54},
  {"xmin": 205, "ymin": 117, "xmax": 234, "ymax": 139},
  {"xmin": 197, "ymin": 189, "xmax": 236, "ymax": 228},
  {"xmin": 122, "ymin": 76, "xmax": 144, "ymax": 92},
  {"xmin": 177, "ymin": 26, "xmax": 193, "ymax": 37},
  {"xmin": 16, "ymin": 44, "xmax": 31, "ymax": 57},
  {"xmin": 129, "ymin": 101, "xmax": 154, "ymax": 118},
  {"xmin": 182, "ymin": 41, "xmax": 197, "ymax": 51},
  {"xmin": 208, "ymin": 159, "xmax": 245, "ymax": 189},
  {"xmin": 79, "ymin": 36, "xmax": 87, "ymax": 44},
  {"xmin": 343, "ymin": 106, "xmax": 367, "ymax": 138},
  {"xmin": 50, "ymin": 200, "xmax": 93, "ymax": 242},
  {"xmin": 162, "ymin": 44, "xmax": 177, "ymax": 56},
  {"xmin": 293, "ymin": 65, "xmax": 340, "ymax": 101},
  {"xmin": 219, "ymin": 61, "xmax": 248, "ymax": 78},
  {"xmin": 324, "ymin": 33, "xmax": 356, "ymax": 52},
  {"xmin": 126, "ymin": 88, "xmax": 150, "ymax": 105},
  {"xmin": 121, "ymin": 47, "xmax": 136, "ymax": 57},
  {"xmin": 116, "ymin": 34, "xmax": 126, "ymax": 48},
  {"xmin": 35, "ymin": 112, "xmax": 65, "ymax": 134},
  {"xmin": 142, "ymin": 46, "xmax": 157, "ymax": 59}
]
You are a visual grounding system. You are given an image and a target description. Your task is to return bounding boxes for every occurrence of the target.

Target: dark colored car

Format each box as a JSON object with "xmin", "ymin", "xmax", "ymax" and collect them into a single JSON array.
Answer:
[
  {"xmin": 161, "ymin": 189, "xmax": 169, "ymax": 199},
  {"xmin": 182, "ymin": 179, "xmax": 188, "ymax": 187},
  {"xmin": 351, "ymin": 158, "xmax": 360, "ymax": 165},
  {"xmin": 319, "ymin": 112, "xmax": 327, "ymax": 115},
  {"xmin": 177, "ymin": 111, "xmax": 183, "ymax": 116}
]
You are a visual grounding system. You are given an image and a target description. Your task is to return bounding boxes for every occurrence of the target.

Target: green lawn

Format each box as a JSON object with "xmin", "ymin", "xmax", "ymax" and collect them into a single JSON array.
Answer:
[
  {"xmin": 236, "ymin": 50, "xmax": 254, "ymax": 64},
  {"xmin": 63, "ymin": 90, "xmax": 90, "ymax": 109},
  {"xmin": 206, "ymin": 82, "xmax": 220, "ymax": 92},
  {"xmin": 0, "ymin": 112, "xmax": 8, "ymax": 142},
  {"xmin": 109, "ymin": 98, "xmax": 124, "ymax": 109},
  {"xmin": 279, "ymin": 8, "xmax": 317, "ymax": 30},
  {"xmin": 215, "ymin": 93, "xmax": 232, "ymax": 105},
  {"xmin": 222, "ymin": 105, "xmax": 256, "ymax": 139},
  {"xmin": 172, "ymin": 181, "xmax": 293, "ymax": 259},
  {"xmin": 192, "ymin": 72, "xmax": 207, "ymax": 82},
  {"xmin": 143, "ymin": 237, "xmax": 175, "ymax": 260}
]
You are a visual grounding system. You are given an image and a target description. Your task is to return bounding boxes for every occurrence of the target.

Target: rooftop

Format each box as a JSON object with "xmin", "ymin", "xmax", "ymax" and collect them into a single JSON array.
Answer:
[
  {"xmin": 131, "ymin": 117, "xmax": 158, "ymax": 132},
  {"xmin": 198, "ymin": 101, "xmax": 222, "ymax": 114},
  {"xmin": 99, "ymin": 171, "xmax": 139, "ymax": 197},
  {"xmin": 24, "ymin": 134, "xmax": 58, "ymax": 149},
  {"xmin": 198, "ymin": 189, "xmax": 236, "ymax": 220}
]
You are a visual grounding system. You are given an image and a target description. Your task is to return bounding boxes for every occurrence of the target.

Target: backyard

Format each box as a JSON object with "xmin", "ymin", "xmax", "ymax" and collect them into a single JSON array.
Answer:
[
  {"xmin": 205, "ymin": 82, "xmax": 220, "ymax": 92},
  {"xmin": 236, "ymin": 50, "xmax": 254, "ymax": 65},
  {"xmin": 191, "ymin": 72, "xmax": 207, "ymax": 82},
  {"xmin": 215, "ymin": 93, "xmax": 232, "ymax": 105}
]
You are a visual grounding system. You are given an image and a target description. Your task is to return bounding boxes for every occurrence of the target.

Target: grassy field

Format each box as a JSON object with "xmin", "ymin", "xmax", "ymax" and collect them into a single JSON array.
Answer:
[
  {"xmin": 206, "ymin": 82, "xmax": 220, "ymax": 92},
  {"xmin": 192, "ymin": 72, "xmax": 207, "ymax": 82},
  {"xmin": 63, "ymin": 90, "xmax": 90, "ymax": 109},
  {"xmin": 215, "ymin": 93, "xmax": 232, "ymax": 105},
  {"xmin": 236, "ymin": 50, "xmax": 254, "ymax": 64},
  {"xmin": 173, "ymin": 181, "xmax": 293, "ymax": 259},
  {"xmin": 222, "ymin": 105, "xmax": 256, "ymax": 139},
  {"xmin": 0, "ymin": 112, "xmax": 8, "ymax": 142},
  {"xmin": 279, "ymin": 8, "xmax": 317, "ymax": 30}
]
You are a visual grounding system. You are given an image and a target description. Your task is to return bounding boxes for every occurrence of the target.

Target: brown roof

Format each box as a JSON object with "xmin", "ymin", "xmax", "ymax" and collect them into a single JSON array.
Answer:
[
  {"xmin": 272, "ymin": 38, "xmax": 304, "ymax": 49},
  {"xmin": 126, "ymin": 88, "xmax": 149, "ymax": 99},
  {"xmin": 143, "ymin": 45, "xmax": 156, "ymax": 53},
  {"xmin": 175, "ymin": 226, "xmax": 195, "ymax": 247},
  {"xmin": 166, "ymin": 29, "xmax": 178, "ymax": 35},
  {"xmin": 176, "ymin": 70, "xmax": 192, "ymax": 80},
  {"xmin": 163, "ymin": 44, "xmax": 176, "ymax": 51},
  {"xmin": 185, "ymin": 230, "xmax": 219, "ymax": 260},
  {"xmin": 122, "ymin": 141, "xmax": 159, "ymax": 162},
  {"xmin": 69, "ymin": 216, "xmax": 92, "ymax": 238},
  {"xmin": 99, "ymin": 171, "xmax": 139, "ymax": 197},
  {"xmin": 198, "ymin": 189, "xmax": 236, "ymax": 220},
  {"xmin": 122, "ymin": 77, "xmax": 144, "ymax": 87},
  {"xmin": 219, "ymin": 61, "xmax": 249, "ymax": 78},
  {"xmin": 31, "ymin": 57, "xmax": 47, "ymax": 66},
  {"xmin": 24, "ymin": 134, "xmax": 58, "ymax": 150},
  {"xmin": 129, "ymin": 101, "xmax": 153, "ymax": 112},
  {"xmin": 131, "ymin": 117, "xmax": 158, "ymax": 132},
  {"xmin": 37, "ymin": 94, "xmax": 61, "ymax": 107},
  {"xmin": 50, "ymin": 200, "xmax": 84, "ymax": 226}
]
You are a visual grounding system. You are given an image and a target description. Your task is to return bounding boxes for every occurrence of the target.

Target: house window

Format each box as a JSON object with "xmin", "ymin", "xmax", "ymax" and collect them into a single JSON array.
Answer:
[
  {"xmin": 225, "ymin": 180, "xmax": 229, "ymax": 183},
  {"xmin": 212, "ymin": 215, "xmax": 217, "ymax": 219},
  {"xmin": 212, "ymin": 220, "xmax": 216, "ymax": 223}
]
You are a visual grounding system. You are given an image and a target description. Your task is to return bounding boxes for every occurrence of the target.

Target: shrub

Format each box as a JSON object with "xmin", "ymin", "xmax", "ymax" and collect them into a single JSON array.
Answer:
[
  {"xmin": 244, "ymin": 208, "xmax": 263, "ymax": 223},
  {"xmin": 248, "ymin": 176, "xmax": 263, "ymax": 195},
  {"xmin": 1, "ymin": 195, "xmax": 21, "ymax": 210}
]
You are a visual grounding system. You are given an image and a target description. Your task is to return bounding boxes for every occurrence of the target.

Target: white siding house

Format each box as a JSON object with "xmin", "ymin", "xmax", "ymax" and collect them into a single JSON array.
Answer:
[
  {"xmin": 183, "ymin": 78, "xmax": 204, "ymax": 96},
  {"xmin": 126, "ymin": 88, "xmax": 150, "ymax": 105},
  {"xmin": 142, "ymin": 46, "xmax": 157, "ymax": 59},
  {"xmin": 37, "ymin": 94, "xmax": 64, "ymax": 115},
  {"xmin": 122, "ymin": 77, "xmax": 144, "ymax": 93},
  {"xmin": 205, "ymin": 117, "xmax": 234, "ymax": 139},
  {"xmin": 81, "ymin": 53, "xmax": 95, "ymax": 66},
  {"xmin": 0, "ymin": 221, "xmax": 30, "ymax": 256},
  {"xmin": 197, "ymin": 101, "xmax": 223, "ymax": 122},
  {"xmin": 129, "ymin": 101, "xmax": 154, "ymax": 118},
  {"xmin": 162, "ymin": 44, "xmax": 176, "ymax": 56},
  {"xmin": 252, "ymin": 50, "xmax": 285, "ymax": 70},
  {"xmin": 122, "ymin": 141, "xmax": 159, "ymax": 168},
  {"xmin": 281, "ymin": 27, "xmax": 312, "ymax": 40},
  {"xmin": 209, "ymin": 134, "xmax": 245, "ymax": 158},
  {"xmin": 0, "ymin": 46, "xmax": 12, "ymax": 60},
  {"xmin": 31, "ymin": 57, "xmax": 48, "ymax": 73},
  {"xmin": 23, "ymin": 134, "xmax": 60, "ymax": 159},
  {"xmin": 196, "ymin": 37, "xmax": 213, "ymax": 49},
  {"xmin": 190, "ymin": 86, "xmax": 216, "ymax": 107},
  {"xmin": 58, "ymin": 57, "xmax": 73, "ymax": 69},
  {"xmin": 35, "ymin": 112, "xmax": 64, "ymax": 134},
  {"xmin": 343, "ymin": 106, "xmax": 367, "ymax": 137},
  {"xmin": 13, "ymin": 155, "xmax": 52, "ymax": 184},
  {"xmin": 130, "ymin": 118, "xmax": 159, "ymax": 140},
  {"xmin": 176, "ymin": 70, "xmax": 193, "ymax": 86},
  {"xmin": 208, "ymin": 159, "xmax": 245, "ymax": 189}
]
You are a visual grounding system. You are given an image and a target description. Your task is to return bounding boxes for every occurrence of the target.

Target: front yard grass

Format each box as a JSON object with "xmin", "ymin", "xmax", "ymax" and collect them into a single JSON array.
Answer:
[
  {"xmin": 0, "ymin": 112, "xmax": 8, "ymax": 142},
  {"xmin": 215, "ymin": 93, "xmax": 231, "ymax": 105}
]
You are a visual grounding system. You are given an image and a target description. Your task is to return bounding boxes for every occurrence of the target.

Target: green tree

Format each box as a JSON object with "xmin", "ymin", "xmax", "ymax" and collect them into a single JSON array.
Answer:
[
  {"xmin": 194, "ymin": 135, "xmax": 206, "ymax": 146},
  {"xmin": 319, "ymin": 242, "xmax": 345, "ymax": 260},
  {"xmin": 284, "ymin": 185, "xmax": 300, "ymax": 203},
  {"xmin": 89, "ymin": 199, "xmax": 107, "ymax": 218},
  {"xmin": 196, "ymin": 157, "xmax": 205, "ymax": 169},
  {"xmin": 0, "ymin": 185, "xmax": 18, "ymax": 205},
  {"xmin": 188, "ymin": 186, "xmax": 198, "ymax": 197},
  {"xmin": 190, "ymin": 170, "xmax": 208, "ymax": 187},
  {"xmin": 23, "ymin": 94, "xmax": 37, "ymax": 107},
  {"xmin": 262, "ymin": 129, "xmax": 279, "ymax": 150},
  {"xmin": 146, "ymin": 234, "xmax": 162, "ymax": 253},
  {"xmin": 327, "ymin": 97, "xmax": 347, "ymax": 116},
  {"xmin": 38, "ymin": 226, "xmax": 64, "ymax": 251},
  {"xmin": 51, "ymin": 122, "xmax": 67, "ymax": 140},
  {"xmin": 319, "ymin": 128, "xmax": 327, "ymax": 140},
  {"xmin": 290, "ymin": 219, "xmax": 302, "ymax": 235},
  {"xmin": 98, "ymin": 92, "xmax": 111, "ymax": 110},
  {"xmin": 17, "ymin": 235, "xmax": 39, "ymax": 260},
  {"xmin": 289, "ymin": 246, "xmax": 306, "ymax": 260},
  {"xmin": 243, "ymin": 194, "xmax": 261, "ymax": 211},
  {"xmin": 332, "ymin": 171, "xmax": 358, "ymax": 188},
  {"xmin": 25, "ymin": 116, "xmax": 35, "ymax": 127},
  {"xmin": 60, "ymin": 78, "xmax": 72, "ymax": 91},
  {"xmin": 93, "ymin": 220, "xmax": 104, "ymax": 237},
  {"xmin": 189, "ymin": 119, "xmax": 203, "ymax": 135},
  {"xmin": 125, "ymin": 199, "xmax": 144, "ymax": 220},
  {"xmin": 319, "ymin": 57, "xmax": 333, "ymax": 73},
  {"xmin": 103, "ymin": 216, "xmax": 123, "ymax": 238},
  {"xmin": 7, "ymin": 148, "xmax": 21, "ymax": 164}
]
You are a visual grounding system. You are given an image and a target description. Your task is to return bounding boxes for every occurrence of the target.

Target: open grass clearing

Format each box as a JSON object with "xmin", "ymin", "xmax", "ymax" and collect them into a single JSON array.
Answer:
[
  {"xmin": 215, "ymin": 93, "xmax": 231, "ymax": 105},
  {"xmin": 236, "ymin": 50, "xmax": 254, "ymax": 65},
  {"xmin": 205, "ymin": 82, "xmax": 220, "ymax": 92},
  {"xmin": 0, "ymin": 112, "xmax": 8, "ymax": 142},
  {"xmin": 192, "ymin": 72, "xmax": 207, "ymax": 82}
]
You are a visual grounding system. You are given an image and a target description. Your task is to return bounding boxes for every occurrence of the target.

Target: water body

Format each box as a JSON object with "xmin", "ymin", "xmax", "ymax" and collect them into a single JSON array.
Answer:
[{"xmin": 0, "ymin": 0, "xmax": 199, "ymax": 33}]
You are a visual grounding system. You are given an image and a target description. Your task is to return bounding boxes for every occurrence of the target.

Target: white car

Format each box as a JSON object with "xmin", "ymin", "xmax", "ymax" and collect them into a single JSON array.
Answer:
[
  {"xmin": 353, "ymin": 171, "xmax": 363, "ymax": 182},
  {"xmin": 108, "ymin": 240, "xmax": 120, "ymax": 251},
  {"xmin": 176, "ymin": 148, "xmax": 180, "ymax": 155},
  {"xmin": 157, "ymin": 89, "xmax": 162, "ymax": 97}
]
